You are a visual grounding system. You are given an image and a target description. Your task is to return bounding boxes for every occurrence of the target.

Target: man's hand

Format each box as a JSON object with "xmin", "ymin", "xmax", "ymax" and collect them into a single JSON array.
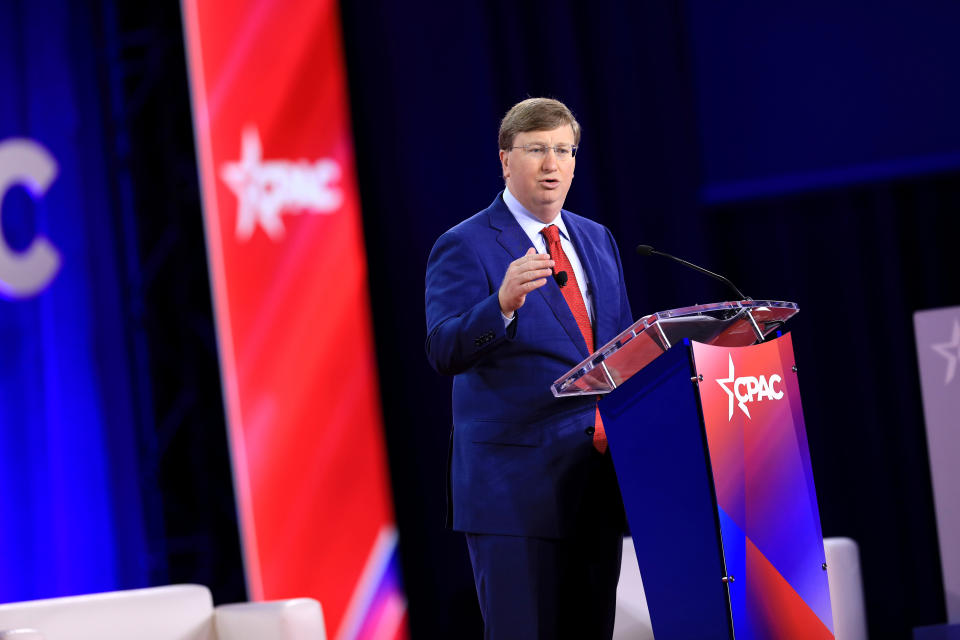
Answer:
[{"xmin": 498, "ymin": 248, "xmax": 555, "ymax": 317}]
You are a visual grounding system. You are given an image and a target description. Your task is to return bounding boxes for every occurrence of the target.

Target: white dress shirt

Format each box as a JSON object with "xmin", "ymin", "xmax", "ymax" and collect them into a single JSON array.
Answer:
[{"xmin": 501, "ymin": 187, "xmax": 595, "ymax": 325}]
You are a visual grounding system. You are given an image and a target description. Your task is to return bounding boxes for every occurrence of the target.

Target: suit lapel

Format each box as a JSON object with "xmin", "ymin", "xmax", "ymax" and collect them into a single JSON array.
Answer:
[
  {"xmin": 490, "ymin": 198, "xmax": 531, "ymax": 263},
  {"xmin": 564, "ymin": 212, "xmax": 614, "ymax": 349},
  {"xmin": 487, "ymin": 196, "xmax": 590, "ymax": 358}
]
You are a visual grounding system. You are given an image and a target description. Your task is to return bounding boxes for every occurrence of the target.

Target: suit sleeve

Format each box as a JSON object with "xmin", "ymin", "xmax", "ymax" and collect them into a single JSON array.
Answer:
[{"xmin": 425, "ymin": 229, "xmax": 513, "ymax": 376}]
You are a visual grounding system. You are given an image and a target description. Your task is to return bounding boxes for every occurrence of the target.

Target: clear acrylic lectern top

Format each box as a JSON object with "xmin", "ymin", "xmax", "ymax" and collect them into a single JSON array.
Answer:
[{"xmin": 552, "ymin": 300, "xmax": 799, "ymax": 397}]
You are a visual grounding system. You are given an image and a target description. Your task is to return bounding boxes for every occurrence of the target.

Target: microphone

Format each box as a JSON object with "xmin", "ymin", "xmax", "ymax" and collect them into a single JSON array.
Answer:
[
  {"xmin": 554, "ymin": 270, "xmax": 568, "ymax": 288},
  {"xmin": 635, "ymin": 244, "xmax": 749, "ymax": 300}
]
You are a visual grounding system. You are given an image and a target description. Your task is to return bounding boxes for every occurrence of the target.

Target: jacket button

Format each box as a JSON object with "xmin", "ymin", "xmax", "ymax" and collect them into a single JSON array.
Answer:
[{"xmin": 585, "ymin": 426, "xmax": 595, "ymax": 436}]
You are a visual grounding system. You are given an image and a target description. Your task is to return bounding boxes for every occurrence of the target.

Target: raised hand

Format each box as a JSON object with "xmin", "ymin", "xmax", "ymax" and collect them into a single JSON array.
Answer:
[{"xmin": 498, "ymin": 247, "xmax": 555, "ymax": 317}]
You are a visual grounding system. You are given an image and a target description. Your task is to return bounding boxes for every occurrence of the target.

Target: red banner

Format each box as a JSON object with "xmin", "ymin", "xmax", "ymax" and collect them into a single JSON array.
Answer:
[{"xmin": 182, "ymin": 2, "xmax": 406, "ymax": 638}]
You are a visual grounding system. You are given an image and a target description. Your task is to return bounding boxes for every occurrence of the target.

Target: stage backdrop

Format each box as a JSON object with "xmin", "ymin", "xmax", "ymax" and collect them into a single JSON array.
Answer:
[
  {"xmin": 181, "ymin": 2, "xmax": 406, "ymax": 638},
  {"xmin": 0, "ymin": 0, "xmax": 156, "ymax": 602}
]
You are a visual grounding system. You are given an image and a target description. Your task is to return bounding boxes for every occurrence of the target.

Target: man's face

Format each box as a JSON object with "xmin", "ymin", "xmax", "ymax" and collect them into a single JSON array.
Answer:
[{"xmin": 500, "ymin": 124, "xmax": 576, "ymax": 223}]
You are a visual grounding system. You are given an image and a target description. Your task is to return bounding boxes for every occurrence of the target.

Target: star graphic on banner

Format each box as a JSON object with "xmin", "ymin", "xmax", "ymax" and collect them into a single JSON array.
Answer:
[
  {"xmin": 931, "ymin": 319, "xmax": 960, "ymax": 385},
  {"xmin": 220, "ymin": 126, "xmax": 342, "ymax": 242},
  {"xmin": 716, "ymin": 354, "xmax": 750, "ymax": 420}
]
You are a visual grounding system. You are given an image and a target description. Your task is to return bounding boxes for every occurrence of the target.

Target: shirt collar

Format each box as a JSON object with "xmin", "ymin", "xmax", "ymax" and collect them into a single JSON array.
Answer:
[{"xmin": 503, "ymin": 187, "xmax": 570, "ymax": 242}]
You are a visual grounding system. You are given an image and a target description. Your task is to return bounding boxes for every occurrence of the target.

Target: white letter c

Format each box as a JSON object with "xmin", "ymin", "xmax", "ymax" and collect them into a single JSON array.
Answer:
[{"xmin": 0, "ymin": 138, "xmax": 62, "ymax": 298}]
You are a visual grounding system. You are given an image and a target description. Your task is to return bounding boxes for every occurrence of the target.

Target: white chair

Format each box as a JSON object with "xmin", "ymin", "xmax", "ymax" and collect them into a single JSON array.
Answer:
[
  {"xmin": 0, "ymin": 631, "xmax": 45, "ymax": 640},
  {"xmin": 613, "ymin": 536, "xmax": 868, "ymax": 640},
  {"xmin": 824, "ymin": 537, "xmax": 869, "ymax": 640},
  {"xmin": 0, "ymin": 584, "xmax": 326, "ymax": 640},
  {"xmin": 613, "ymin": 536, "xmax": 655, "ymax": 640},
  {"xmin": 215, "ymin": 598, "xmax": 326, "ymax": 640}
]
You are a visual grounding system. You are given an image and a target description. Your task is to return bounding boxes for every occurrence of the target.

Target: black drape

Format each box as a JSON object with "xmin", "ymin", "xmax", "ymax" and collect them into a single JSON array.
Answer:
[{"xmin": 339, "ymin": 1, "xmax": 959, "ymax": 638}]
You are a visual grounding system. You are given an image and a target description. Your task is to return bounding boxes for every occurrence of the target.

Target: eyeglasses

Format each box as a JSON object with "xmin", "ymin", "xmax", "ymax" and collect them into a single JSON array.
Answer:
[{"xmin": 511, "ymin": 144, "xmax": 578, "ymax": 160}]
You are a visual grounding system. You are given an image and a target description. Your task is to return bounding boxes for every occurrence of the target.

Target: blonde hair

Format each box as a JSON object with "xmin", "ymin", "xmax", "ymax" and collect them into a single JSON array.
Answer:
[{"xmin": 498, "ymin": 98, "xmax": 581, "ymax": 150}]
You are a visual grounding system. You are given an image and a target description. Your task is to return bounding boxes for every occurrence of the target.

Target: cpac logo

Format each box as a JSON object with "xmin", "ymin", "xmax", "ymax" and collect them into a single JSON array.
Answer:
[
  {"xmin": 220, "ymin": 126, "xmax": 343, "ymax": 242},
  {"xmin": 715, "ymin": 354, "xmax": 784, "ymax": 420},
  {"xmin": 930, "ymin": 318, "xmax": 960, "ymax": 385},
  {"xmin": 0, "ymin": 138, "xmax": 62, "ymax": 298}
]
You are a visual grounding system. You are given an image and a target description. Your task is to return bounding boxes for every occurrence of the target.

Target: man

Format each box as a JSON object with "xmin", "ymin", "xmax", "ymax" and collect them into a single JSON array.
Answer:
[{"xmin": 425, "ymin": 98, "xmax": 634, "ymax": 639}]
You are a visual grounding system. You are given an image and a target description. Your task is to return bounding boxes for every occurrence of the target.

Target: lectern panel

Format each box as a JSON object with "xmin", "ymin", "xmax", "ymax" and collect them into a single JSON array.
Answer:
[{"xmin": 692, "ymin": 334, "xmax": 834, "ymax": 640}]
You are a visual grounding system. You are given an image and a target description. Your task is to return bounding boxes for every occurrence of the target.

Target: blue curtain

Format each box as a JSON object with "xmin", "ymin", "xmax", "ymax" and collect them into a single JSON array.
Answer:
[{"xmin": 0, "ymin": 0, "xmax": 153, "ymax": 601}]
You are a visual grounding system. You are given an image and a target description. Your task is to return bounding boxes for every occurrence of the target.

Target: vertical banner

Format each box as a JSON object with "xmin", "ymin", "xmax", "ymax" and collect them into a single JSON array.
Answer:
[
  {"xmin": 692, "ymin": 335, "xmax": 834, "ymax": 640},
  {"xmin": 181, "ymin": 2, "xmax": 406, "ymax": 639},
  {"xmin": 914, "ymin": 306, "xmax": 960, "ymax": 623}
]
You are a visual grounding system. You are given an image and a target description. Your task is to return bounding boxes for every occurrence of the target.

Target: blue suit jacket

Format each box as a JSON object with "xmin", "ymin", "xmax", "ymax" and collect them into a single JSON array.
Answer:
[{"xmin": 425, "ymin": 193, "xmax": 634, "ymax": 538}]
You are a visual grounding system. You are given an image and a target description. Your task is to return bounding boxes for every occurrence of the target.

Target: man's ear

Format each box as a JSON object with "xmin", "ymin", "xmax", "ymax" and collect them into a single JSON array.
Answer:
[{"xmin": 499, "ymin": 149, "xmax": 510, "ymax": 179}]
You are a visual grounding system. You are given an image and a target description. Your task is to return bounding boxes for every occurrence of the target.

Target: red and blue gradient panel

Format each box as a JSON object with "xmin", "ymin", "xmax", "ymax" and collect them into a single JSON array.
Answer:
[
  {"xmin": 182, "ymin": 2, "xmax": 406, "ymax": 638},
  {"xmin": 693, "ymin": 334, "xmax": 833, "ymax": 640}
]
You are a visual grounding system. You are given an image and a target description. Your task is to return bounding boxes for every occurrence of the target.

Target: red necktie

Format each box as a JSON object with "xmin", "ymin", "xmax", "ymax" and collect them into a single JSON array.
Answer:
[{"xmin": 540, "ymin": 224, "xmax": 607, "ymax": 453}]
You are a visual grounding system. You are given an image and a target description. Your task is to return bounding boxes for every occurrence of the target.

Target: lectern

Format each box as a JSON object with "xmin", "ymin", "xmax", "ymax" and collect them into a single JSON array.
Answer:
[{"xmin": 553, "ymin": 300, "xmax": 834, "ymax": 640}]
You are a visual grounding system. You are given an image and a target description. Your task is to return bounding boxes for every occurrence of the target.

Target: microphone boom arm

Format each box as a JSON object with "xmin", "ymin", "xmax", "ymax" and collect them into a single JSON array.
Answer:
[
  {"xmin": 637, "ymin": 243, "xmax": 764, "ymax": 341},
  {"xmin": 649, "ymin": 249, "xmax": 749, "ymax": 301}
]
